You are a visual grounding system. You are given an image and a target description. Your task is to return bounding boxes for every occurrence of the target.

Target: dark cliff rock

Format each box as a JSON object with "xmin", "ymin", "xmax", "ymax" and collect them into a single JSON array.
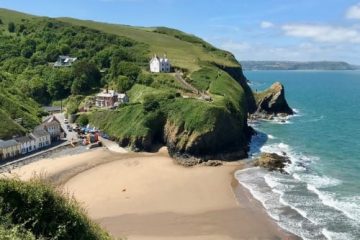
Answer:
[
  {"xmin": 254, "ymin": 152, "xmax": 291, "ymax": 173},
  {"xmin": 253, "ymin": 82, "xmax": 293, "ymax": 116},
  {"xmin": 164, "ymin": 112, "xmax": 252, "ymax": 163}
]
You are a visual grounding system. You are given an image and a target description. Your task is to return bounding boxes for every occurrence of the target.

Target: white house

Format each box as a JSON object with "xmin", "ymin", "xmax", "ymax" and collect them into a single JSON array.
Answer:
[
  {"xmin": 30, "ymin": 130, "xmax": 51, "ymax": 149},
  {"xmin": 118, "ymin": 93, "xmax": 129, "ymax": 104},
  {"xmin": 150, "ymin": 54, "xmax": 171, "ymax": 73},
  {"xmin": 54, "ymin": 55, "xmax": 77, "ymax": 67},
  {"xmin": 0, "ymin": 140, "xmax": 21, "ymax": 161},
  {"xmin": 14, "ymin": 136, "xmax": 36, "ymax": 155},
  {"xmin": 36, "ymin": 116, "xmax": 62, "ymax": 141}
]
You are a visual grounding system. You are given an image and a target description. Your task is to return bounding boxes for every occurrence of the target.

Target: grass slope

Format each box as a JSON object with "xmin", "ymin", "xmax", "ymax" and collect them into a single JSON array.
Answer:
[
  {"xmin": 57, "ymin": 17, "xmax": 239, "ymax": 72},
  {"xmin": 0, "ymin": 8, "xmax": 36, "ymax": 25},
  {"xmin": 0, "ymin": 178, "xmax": 112, "ymax": 240},
  {"xmin": 0, "ymin": 73, "xmax": 42, "ymax": 139}
]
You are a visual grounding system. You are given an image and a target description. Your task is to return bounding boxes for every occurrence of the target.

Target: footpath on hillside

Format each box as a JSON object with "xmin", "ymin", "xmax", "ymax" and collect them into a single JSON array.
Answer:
[{"xmin": 174, "ymin": 71, "xmax": 212, "ymax": 101}]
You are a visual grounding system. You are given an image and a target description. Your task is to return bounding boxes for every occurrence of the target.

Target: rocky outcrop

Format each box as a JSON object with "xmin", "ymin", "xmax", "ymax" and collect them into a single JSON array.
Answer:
[
  {"xmin": 253, "ymin": 82, "xmax": 293, "ymax": 117},
  {"xmin": 254, "ymin": 152, "xmax": 291, "ymax": 173},
  {"xmin": 164, "ymin": 112, "xmax": 252, "ymax": 163}
]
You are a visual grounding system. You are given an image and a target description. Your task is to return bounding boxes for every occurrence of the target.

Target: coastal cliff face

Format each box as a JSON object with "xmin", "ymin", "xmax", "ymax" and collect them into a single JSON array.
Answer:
[
  {"xmin": 164, "ymin": 111, "xmax": 251, "ymax": 162},
  {"xmin": 253, "ymin": 82, "xmax": 293, "ymax": 117}
]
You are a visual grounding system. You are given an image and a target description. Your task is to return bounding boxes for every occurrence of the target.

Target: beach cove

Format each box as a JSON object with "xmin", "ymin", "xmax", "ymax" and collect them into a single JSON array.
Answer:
[{"xmin": 3, "ymin": 146, "xmax": 297, "ymax": 240}]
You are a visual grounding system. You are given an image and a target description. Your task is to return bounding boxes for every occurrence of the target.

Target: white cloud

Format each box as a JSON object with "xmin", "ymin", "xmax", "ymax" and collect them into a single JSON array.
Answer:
[
  {"xmin": 282, "ymin": 24, "xmax": 360, "ymax": 43},
  {"xmin": 346, "ymin": 3, "xmax": 360, "ymax": 19},
  {"xmin": 217, "ymin": 39, "xmax": 360, "ymax": 63},
  {"xmin": 261, "ymin": 21, "xmax": 274, "ymax": 29}
]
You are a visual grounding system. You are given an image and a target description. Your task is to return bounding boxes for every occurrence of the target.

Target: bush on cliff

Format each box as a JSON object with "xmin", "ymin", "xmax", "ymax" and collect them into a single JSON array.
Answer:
[{"xmin": 0, "ymin": 178, "xmax": 111, "ymax": 240}]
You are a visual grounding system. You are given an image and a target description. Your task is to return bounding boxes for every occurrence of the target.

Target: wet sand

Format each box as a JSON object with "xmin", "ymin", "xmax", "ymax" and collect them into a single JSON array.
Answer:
[{"xmin": 4, "ymin": 147, "xmax": 298, "ymax": 240}]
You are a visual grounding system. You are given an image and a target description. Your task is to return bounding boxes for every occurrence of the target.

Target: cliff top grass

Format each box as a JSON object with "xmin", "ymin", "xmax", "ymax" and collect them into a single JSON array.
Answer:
[
  {"xmin": 0, "ymin": 178, "xmax": 112, "ymax": 240},
  {"xmin": 56, "ymin": 18, "xmax": 239, "ymax": 73}
]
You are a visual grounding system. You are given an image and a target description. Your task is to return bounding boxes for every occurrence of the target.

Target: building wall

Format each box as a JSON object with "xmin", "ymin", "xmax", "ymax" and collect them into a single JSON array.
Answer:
[
  {"xmin": 1, "ymin": 144, "xmax": 21, "ymax": 160},
  {"xmin": 150, "ymin": 59, "xmax": 160, "ymax": 73},
  {"xmin": 19, "ymin": 140, "xmax": 37, "ymax": 154}
]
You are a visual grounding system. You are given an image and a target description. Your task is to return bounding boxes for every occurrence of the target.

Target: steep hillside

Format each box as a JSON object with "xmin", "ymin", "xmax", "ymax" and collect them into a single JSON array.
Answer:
[
  {"xmin": 0, "ymin": 8, "xmax": 257, "ymax": 160},
  {"xmin": 0, "ymin": 73, "xmax": 43, "ymax": 139},
  {"xmin": 58, "ymin": 18, "xmax": 239, "ymax": 72}
]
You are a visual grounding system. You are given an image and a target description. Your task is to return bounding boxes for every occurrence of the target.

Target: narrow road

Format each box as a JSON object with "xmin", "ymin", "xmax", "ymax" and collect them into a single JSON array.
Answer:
[
  {"xmin": 174, "ymin": 71, "xmax": 199, "ymax": 94},
  {"xmin": 174, "ymin": 71, "xmax": 212, "ymax": 100},
  {"xmin": 54, "ymin": 113, "xmax": 78, "ymax": 142}
]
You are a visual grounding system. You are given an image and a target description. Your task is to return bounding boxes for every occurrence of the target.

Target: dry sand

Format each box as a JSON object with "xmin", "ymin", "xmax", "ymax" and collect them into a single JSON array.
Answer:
[{"xmin": 4, "ymin": 147, "xmax": 298, "ymax": 240}]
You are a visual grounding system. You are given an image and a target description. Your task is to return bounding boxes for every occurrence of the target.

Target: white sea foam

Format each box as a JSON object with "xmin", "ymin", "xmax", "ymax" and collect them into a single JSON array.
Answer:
[
  {"xmin": 293, "ymin": 108, "xmax": 300, "ymax": 114},
  {"xmin": 307, "ymin": 184, "xmax": 360, "ymax": 223},
  {"xmin": 236, "ymin": 168, "xmax": 326, "ymax": 239},
  {"xmin": 240, "ymin": 132, "xmax": 360, "ymax": 239},
  {"xmin": 322, "ymin": 228, "xmax": 354, "ymax": 240},
  {"xmin": 295, "ymin": 174, "xmax": 342, "ymax": 189},
  {"xmin": 267, "ymin": 134, "xmax": 276, "ymax": 139}
]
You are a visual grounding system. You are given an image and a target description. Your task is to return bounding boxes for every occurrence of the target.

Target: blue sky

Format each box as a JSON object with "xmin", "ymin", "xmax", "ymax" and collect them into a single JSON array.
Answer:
[{"xmin": 1, "ymin": 0, "xmax": 360, "ymax": 63}]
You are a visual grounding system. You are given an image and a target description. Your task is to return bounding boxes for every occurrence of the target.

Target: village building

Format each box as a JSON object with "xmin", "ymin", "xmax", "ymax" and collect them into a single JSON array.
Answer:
[
  {"xmin": 95, "ymin": 90, "xmax": 118, "ymax": 108},
  {"xmin": 42, "ymin": 106, "xmax": 62, "ymax": 114},
  {"xmin": 30, "ymin": 130, "xmax": 51, "ymax": 149},
  {"xmin": 54, "ymin": 55, "xmax": 77, "ymax": 67},
  {"xmin": 150, "ymin": 54, "xmax": 171, "ymax": 73},
  {"xmin": 0, "ymin": 139, "xmax": 21, "ymax": 161},
  {"xmin": 14, "ymin": 136, "xmax": 36, "ymax": 155},
  {"xmin": 36, "ymin": 116, "xmax": 62, "ymax": 141},
  {"xmin": 118, "ymin": 93, "xmax": 129, "ymax": 104},
  {"xmin": 95, "ymin": 90, "xmax": 128, "ymax": 108}
]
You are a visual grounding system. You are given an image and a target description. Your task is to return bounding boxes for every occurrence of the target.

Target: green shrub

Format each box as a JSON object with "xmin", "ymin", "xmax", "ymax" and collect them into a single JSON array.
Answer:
[
  {"xmin": 8, "ymin": 22, "xmax": 15, "ymax": 32},
  {"xmin": 0, "ymin": 178, "xmax": 111, "ymax": 240},
  {"xmin": 76, "ymin": 114, "xmax": 89, "ymax": 126}
]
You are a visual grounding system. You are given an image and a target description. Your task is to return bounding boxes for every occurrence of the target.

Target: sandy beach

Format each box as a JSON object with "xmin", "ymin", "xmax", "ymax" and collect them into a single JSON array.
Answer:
[{"xmin": 3, "ymin": 146, "xmax": 298, "ymax": 240}]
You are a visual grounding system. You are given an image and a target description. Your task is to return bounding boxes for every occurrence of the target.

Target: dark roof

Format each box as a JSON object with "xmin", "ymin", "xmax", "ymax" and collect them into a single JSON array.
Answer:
[
  {"xmin": 31, "ymin": 130, "xmax": 50, "ymax": 138},
  {"xmin": 15, "ymin": 136, "xmax": 34, "ymax": 143},
  {"xmin": 0, "ymin": 139, "xmax": 19, "ymax": 148},
  {"xmin": 42, "ymin": 106, "xmax": 62, "ymax": 112}
]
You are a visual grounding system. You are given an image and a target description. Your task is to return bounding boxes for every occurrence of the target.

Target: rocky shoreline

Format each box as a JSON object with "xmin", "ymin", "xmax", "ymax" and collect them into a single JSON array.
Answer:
[{"xmin": 107, "ymin": 80, "xmax": 294, "ymax": 166}]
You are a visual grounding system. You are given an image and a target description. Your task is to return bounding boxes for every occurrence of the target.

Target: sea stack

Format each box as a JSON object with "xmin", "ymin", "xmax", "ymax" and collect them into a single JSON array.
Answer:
[{"xmin": 253, "ymin": 82, "xmax": 294, "ymax": 117}]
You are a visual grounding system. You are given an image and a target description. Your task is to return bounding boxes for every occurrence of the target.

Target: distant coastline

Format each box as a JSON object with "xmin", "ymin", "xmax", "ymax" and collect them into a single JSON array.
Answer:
[{"xmin": 241, "ymin": 60, "xmax": 360, "ymax": 71}]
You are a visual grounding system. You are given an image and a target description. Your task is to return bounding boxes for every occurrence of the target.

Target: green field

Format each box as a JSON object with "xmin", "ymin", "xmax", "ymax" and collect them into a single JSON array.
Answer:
[{"xmin": 57, "ymin": 17, "xmax": 239, "ymax": 72}]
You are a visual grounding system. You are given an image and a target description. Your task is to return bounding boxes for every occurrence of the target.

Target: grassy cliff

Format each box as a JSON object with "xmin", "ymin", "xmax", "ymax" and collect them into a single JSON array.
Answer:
[
  {"xmin": 0, "ymin": 8, "xmax": 256, "ymax": 160},
  {"xmin": 56, "ymin": 11, "xmax": 255, "ymax": 160}
]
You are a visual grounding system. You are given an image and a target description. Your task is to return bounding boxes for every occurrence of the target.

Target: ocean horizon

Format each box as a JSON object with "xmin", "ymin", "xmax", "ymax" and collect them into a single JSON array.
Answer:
[{"xmin": 236, "ymin": 70, "xmax": 360, "ymax": 240}]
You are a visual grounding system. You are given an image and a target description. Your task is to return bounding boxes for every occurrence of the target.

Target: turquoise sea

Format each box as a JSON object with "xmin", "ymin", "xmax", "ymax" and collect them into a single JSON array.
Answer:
[{"xmin": 236, "ymin": 71, "xmax": 360, "ymax": 239}]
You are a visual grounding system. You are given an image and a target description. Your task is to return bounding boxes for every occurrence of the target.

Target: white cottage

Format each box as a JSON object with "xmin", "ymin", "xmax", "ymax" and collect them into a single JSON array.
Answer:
[
  {"xmin": 150, "ymin": 54, "xmax": 171, "ymax": 73},
  {"xmin": 30, "ymin": 130, "xmax": 51, "ymax": 149},
  {"xmin": 0, "ymin": 140, "xmax": 21, "ymax": 161},
  {"xmin": 36, "ymin": 116, "xmax": 62, "ymax": 141},
  {"xmin": 15, "ymin": 136, "xmax": 36, "ymax": 155}
]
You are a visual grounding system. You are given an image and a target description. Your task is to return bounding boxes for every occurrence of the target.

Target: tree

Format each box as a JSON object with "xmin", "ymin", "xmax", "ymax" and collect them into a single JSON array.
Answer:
[
  {"xmin": 113, "ymin": 75, "xmax": 132, "ymax": 92},
  {"xmin": 45, "ymin": 44, "xmax": 61, "ymax": 62},
  {"xmin": 143, "ymin": 95, "xmax": 160, "ymax": 112},
  {"xmin": 47, "ymin": 69, "xmax": 72, "ymax": 100},
  {"xmin": 0, "ymin": 18, "xmax": 3, "ymax": 25},
  {"xmin": 76, "ymin": 114, "xmax": 89, "ymax": 126},
  {"xmin": 137, "ymin": 73, "xmax": 154, "ymax": 86},
  {"xmin": 71, "ymin": 74, "xmax": 87, "ymax": 95},
  {"xmin": 21, "ymin": 47, "xmax": 34, "ymax": 58},
  {"xmin": 8, "ymin": 22, "xmax": 15, "ymax": 32},
  {"xmin": 72, "ymin": 61, "xmax": 101, "ymax": 92},
  {"xmin": 118, "ymin": 62, "xmax": 141, "ymax": 80}
]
